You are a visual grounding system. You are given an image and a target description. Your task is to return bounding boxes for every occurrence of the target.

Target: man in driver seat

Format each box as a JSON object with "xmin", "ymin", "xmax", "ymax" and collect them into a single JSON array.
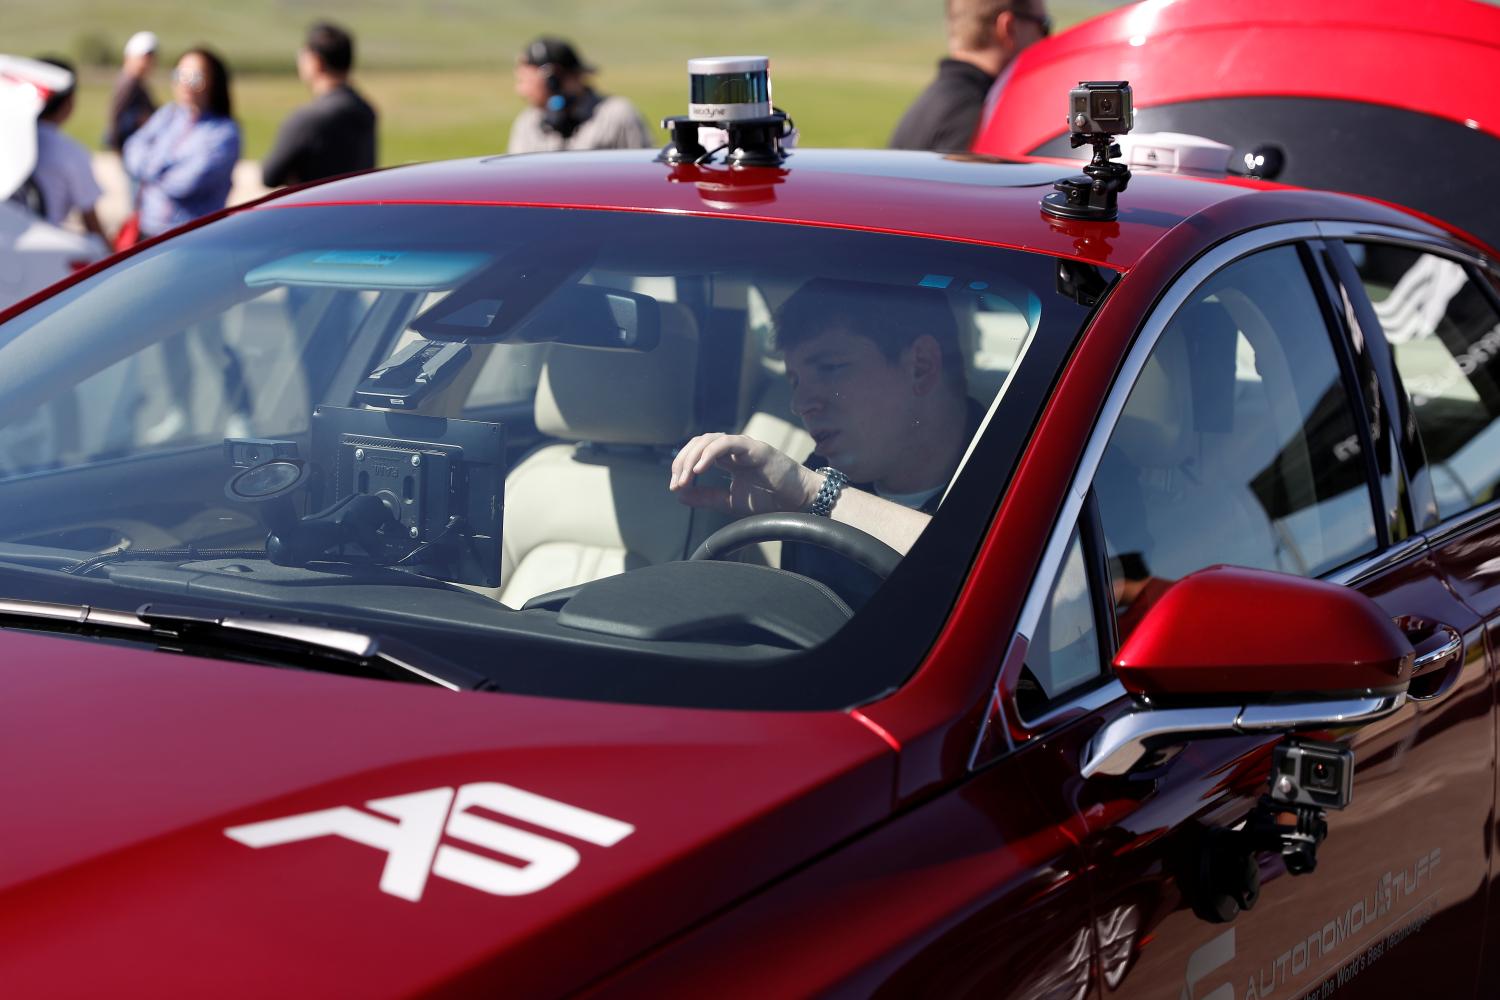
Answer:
[{"xmin": 669, "ymin": 277, "xmax": 983, "ymax": 606}]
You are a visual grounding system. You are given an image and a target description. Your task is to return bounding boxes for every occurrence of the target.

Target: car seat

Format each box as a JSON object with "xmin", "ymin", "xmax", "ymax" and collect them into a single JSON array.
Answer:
[
  {"xmin": 490, "ymin": 303, "xmax": 732, "ymax": 608},
  {"xmin": 1097, "ymin": 298, "xmax": 1282, "ymax": 583}
]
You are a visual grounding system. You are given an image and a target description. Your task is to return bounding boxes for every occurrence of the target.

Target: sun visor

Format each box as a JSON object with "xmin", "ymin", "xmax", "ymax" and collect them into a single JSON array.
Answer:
[{"xmin": 244, "ymin": 250, "xmax": 490, "ymax": 290}]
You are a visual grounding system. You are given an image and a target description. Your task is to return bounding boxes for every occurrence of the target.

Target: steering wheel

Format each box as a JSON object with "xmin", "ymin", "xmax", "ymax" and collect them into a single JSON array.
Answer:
[{"xmin": 689, "ymin": 512, "xmax": 902, "ymax": 579}]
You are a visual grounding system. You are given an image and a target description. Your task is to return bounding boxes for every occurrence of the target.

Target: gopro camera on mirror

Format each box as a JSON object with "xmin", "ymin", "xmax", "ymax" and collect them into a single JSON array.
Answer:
[
  {"xmin": 1270, "ymin": 739, "xmax": 1354, "ymax": 810},
  {"xmin": 1069, "ymin": 81, "xmax": 1134, "ymax": 135}
]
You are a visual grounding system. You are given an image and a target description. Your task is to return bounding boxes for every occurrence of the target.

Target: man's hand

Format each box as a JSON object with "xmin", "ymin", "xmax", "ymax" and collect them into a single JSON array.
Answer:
[{"xmin": 669, "ymin": 433, "xmax": 821, "ymax": 516}]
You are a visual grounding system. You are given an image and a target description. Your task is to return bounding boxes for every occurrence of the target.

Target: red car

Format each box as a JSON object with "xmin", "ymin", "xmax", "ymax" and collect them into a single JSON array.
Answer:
[
  {"xmin": 1, "ymin": 81, "xmax": 1497, "ymax": 998},
  {"xmin": 971, "ymin": 0, "xmax": 1500, "ymax": 254}
]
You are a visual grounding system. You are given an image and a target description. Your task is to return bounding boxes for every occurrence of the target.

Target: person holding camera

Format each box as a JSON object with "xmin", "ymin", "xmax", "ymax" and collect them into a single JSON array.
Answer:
[
  {"xmin": 506, "ymin": 38, "xmax": 651, "ymax": 153},
  {"xmin": 889, "ymin": 0, "xmax": 1052, "ymax": 153}
]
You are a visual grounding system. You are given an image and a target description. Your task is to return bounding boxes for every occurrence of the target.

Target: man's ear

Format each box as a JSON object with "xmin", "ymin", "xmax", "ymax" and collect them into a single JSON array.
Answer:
[
  {"xmin": 993, "ymin": 10, "xmax": 1015, "ymax": 46},
  {"xmin": 907, "ymin": 334, "xmax": 944, "ymax": 395}
]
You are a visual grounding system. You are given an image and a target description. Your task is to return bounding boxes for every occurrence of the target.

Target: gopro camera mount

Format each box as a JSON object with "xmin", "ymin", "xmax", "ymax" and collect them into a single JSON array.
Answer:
[{"xmin": 1042, "ymin": 81, "xmax": 1135, "ymax": 222}]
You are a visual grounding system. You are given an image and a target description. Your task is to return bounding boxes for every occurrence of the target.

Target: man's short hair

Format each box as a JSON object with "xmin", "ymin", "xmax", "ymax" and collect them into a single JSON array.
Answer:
[
  {"xmin": 774, "ymin": 277, "xmax": 967, "ymax": 391},
  {"xmin": 306, "ymin": 22, "xmax": 354, "ymax": 74},
  {"xmin": 946, "ymin": 0, "xmax": 1028, "ymax": 51},
  {"xmin": 36, "ymin": 56, "xmax": 75, "ymax": 120}
]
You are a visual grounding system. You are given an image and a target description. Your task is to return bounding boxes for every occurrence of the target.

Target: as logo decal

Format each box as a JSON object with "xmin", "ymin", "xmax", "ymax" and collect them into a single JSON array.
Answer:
[{"xmin": 225, "ymin": 782, "xmax": 634, "ymax": 902}]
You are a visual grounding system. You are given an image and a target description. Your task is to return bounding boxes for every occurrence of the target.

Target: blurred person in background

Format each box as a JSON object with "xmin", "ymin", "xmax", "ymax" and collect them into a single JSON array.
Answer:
[
  {"xmin": 262, "ymin": 22, "xmax": 377, "ymax": 187},
  {"xmin": 123, "ymin": 46, "xmax": 240, "ymax": 238},
  {"xmin": 104, "ymin": 31, "xmax": 157, "ymax": 155},
  {"xmin": 123, "ymin": 48, "xmax": 247, "ymax": 444},
  {"xmin": 32, "ymin": 56, "xmax": 108, "ymax": 248},
  {"xmin": 889, "ymin": 0, "xmax": 1051, "ymax": 153},
  {"xmin": 507, "ymin": 37, "xmax": 651, "ymax": 153}
]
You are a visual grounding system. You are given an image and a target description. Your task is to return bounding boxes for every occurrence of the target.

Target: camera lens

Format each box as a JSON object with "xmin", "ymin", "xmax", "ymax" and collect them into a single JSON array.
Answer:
[
  {"xmin": 1304, "ymin": 757, "xmax": 1339, "ymax": 790},
  {"xmin": 1098, "ymin": 98, "xmax": 1114, "ymax": 113}
]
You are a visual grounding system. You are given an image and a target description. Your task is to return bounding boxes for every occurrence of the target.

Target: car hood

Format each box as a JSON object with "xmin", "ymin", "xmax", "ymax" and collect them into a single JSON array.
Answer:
[{"xmin": 0, "ymin": 630, "xmax": 896, "ymax": 997}]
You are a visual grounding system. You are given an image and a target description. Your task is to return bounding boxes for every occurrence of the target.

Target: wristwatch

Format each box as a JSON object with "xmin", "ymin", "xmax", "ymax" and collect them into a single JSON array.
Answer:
[{"xmin": 808, "ymin": 467, "xmax": 849, "ymax": 517}]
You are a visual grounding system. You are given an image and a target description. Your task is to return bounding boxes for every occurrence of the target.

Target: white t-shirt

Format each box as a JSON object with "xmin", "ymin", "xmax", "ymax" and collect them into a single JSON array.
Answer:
[
  {"xmin": 507, "ymin": 95, "xmax": 652, "ymax": 154},
  {"xmin": 33, "ymin": 122, "xmax": 103, "ymax": 226}
]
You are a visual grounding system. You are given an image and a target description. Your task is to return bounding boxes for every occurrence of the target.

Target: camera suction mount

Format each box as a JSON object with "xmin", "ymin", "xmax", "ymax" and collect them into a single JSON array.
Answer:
[{"xmin": 1042, "ymin": 81, "xmax": 1135, "ymax": 222}]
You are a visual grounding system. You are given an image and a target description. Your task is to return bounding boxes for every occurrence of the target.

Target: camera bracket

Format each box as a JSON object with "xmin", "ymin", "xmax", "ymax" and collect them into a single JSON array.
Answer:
[{"xmin": 1042, "ymin": 132, "xmax": 1132, "ymax": 222}]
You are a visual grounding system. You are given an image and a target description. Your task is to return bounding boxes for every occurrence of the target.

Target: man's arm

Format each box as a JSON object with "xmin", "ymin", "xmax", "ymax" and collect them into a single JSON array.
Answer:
[
  {"xmin": 79, "ymin": 207, "xmax": 107, "ymax": 242},
  {"xmin": 261, "ymin": 110, "xmax": 309, "ymax": 187},
  {"xmin": 668, "ymin": 432, "xmax": 932, "ymax": 555},
  {"xmin": 154, "ymin": 122, "xmax": 240, "ymax": 200}
]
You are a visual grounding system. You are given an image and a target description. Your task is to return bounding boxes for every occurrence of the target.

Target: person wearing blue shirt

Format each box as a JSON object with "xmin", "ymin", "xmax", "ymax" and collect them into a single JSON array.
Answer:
[
  {"xmin": 123, "ymin": 47, "xmax": 249, "ymax": 445},
  {"xmin": 123, "ymin": 47, "xmax": 240, "ymax": 239}
]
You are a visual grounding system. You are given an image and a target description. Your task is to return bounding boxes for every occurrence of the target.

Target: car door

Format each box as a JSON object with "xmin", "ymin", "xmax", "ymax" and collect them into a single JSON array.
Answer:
[
  {"xmin": 983, "ymin": 234, "xmax": 1492, "ymax": 998},
  {"xmin": 1330, "ymin": 234, "xmax": 1500, "ymax": 994}
]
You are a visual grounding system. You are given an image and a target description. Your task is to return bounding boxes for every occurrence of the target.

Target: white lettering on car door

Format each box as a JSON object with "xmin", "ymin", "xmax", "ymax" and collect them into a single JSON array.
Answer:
[{"xmin": 224, "ymin": 782, "xmax": 634, "ymax": 902}]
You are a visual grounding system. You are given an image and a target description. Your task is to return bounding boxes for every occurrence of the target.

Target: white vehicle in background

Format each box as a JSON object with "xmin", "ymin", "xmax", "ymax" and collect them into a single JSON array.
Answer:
[{"xmin": 0, "ymin": 55, "xmax": 106, "ymax": 311}]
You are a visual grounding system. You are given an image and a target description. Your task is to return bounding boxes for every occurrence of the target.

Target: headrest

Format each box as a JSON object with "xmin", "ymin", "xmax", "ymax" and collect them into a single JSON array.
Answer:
[
  {"xmin": 534, "ymin": 301, "xmax": 699, "ymax": 444},
  {"xmin": 1111, "ymin": 326, "xmax": 1192, "ymax": 467}
]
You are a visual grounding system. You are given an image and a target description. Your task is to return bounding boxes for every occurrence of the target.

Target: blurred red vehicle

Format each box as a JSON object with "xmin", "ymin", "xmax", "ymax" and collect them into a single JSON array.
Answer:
[
  {"xmin": 972, "ymin": 0, "xmax": 1500, "ymax": 253},
  {"xmin": 2, "ymin": 65, "xmax": 1500, "ymax": 998}
]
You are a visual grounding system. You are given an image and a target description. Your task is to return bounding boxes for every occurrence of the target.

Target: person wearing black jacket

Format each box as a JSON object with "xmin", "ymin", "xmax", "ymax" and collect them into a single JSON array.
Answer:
[
  {"xmin": 889, "ymin": 0, "xmax": 1051, "ymax": 153},
  {"xmin": 262, "ymin": 23, "xmax": 377, "ymax": 187}
]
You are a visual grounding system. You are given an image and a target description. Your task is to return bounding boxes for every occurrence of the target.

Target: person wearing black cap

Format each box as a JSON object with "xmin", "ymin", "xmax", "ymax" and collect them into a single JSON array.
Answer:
[{"xmin": 507, "ymin": 37, "xmax": 651, "ymax": 153}]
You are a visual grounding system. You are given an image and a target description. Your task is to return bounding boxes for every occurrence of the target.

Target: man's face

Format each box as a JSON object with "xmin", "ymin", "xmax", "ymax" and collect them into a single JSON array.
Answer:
[
  {"xmin": 784, "ymin": 327, "xmax": 922, "ymax": 484},
  {"xmin": 296, "ymin": 48, "xmax": 319, "ymax": 86},
  {"xmin": 514, "ymin": 61, "xmax": 549, "ymax": 108}
]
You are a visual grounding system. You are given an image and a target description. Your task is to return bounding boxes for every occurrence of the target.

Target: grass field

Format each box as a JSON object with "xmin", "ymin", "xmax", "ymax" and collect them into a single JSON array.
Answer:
[{"xmin": 11, "ymin": 0, "xmax": 1129, "ymax": 164}]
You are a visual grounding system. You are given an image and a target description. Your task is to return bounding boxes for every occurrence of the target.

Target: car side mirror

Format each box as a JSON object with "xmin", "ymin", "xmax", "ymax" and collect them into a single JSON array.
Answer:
[{"xmin": 1082, "ymin": 565, "xmax": 1413, "ymax": 777}]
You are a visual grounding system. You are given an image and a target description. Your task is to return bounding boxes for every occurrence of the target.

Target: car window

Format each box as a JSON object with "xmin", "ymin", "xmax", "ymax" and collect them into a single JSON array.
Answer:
[
  {"xmin": 1018, "ymin": 523, "xmax": 1104, "ymax": 717},
  {"xmin": 1344, "ymin": 242, "xmax": 1500, "ymax": 520},
  {"xmin": 0, "ymin": 285, "xmax": 376, "ymax": 473},
  {"xmin": 0, "ymin": 204, "xmax": 1109, "ymax": 711},
  {"xmin": 1094, "ymin": 245, "xmax": 1378, "ymax": 641}
]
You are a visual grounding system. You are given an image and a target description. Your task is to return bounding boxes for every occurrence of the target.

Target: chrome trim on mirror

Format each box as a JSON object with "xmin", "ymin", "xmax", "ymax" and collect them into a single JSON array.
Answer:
[{"xmin": 1082, "ymin": 692, "xmax": 1407, "ymax": 778}]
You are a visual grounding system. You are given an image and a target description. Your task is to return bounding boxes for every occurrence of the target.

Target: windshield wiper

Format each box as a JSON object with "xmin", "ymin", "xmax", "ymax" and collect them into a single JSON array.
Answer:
[{"xmin": 0, "ymin": 598, "xmax": 495, "ymax": 692}]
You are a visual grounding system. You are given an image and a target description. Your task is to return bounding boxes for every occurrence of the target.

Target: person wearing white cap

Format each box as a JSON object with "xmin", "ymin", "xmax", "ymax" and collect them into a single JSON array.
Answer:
[{"xmin": 105, "ymin": 30, "xmax": 157, "ymax": 153}]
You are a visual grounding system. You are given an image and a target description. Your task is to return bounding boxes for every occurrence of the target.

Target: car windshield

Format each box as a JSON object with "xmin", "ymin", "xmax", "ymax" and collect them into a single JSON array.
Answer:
[{"xmin": 0, "ymin": 204, "xmax": 1108, "ymax": 709}]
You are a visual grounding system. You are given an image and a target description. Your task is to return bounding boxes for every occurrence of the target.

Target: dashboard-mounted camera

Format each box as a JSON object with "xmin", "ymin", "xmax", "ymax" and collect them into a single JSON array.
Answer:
[{"xmin": 1043, "ymin": 80, "xmax": 1135, "ymax": 223}]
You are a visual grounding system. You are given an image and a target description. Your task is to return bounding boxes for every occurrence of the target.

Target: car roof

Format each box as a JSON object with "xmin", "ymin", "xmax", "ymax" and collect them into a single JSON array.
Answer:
[{"xmin": 256, "ymin": 148, "xmax": 1449, "ymax": 273}]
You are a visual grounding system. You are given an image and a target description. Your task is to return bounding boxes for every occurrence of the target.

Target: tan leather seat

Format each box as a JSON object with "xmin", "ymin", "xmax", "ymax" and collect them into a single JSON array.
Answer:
[{"xmin": 493, "ymin": 304, "xmax": 730, "ymax": 608}]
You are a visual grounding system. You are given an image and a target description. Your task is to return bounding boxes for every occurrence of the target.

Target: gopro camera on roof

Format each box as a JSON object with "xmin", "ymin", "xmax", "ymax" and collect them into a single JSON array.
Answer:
[
  {"xmin": 1043, "ymin": 80, "xmax": 1136, "ymax": 222},
  {"xmin": 1069, "ymin": 81, "xmax": 1134, "ymax": 135}
]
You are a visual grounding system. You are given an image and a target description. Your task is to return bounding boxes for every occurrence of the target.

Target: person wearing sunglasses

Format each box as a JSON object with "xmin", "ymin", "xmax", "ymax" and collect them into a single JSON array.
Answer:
[
  {"xmin": 889, "ymin": 0, "xmax": 1052, "ymax": 154},
  {"xmin": 122, "ymin": 46, "xmax": 240, "ymax": 241},
  {"xmin": 122, "ymin": 47, "xmax": 250, "ymax": 445}
]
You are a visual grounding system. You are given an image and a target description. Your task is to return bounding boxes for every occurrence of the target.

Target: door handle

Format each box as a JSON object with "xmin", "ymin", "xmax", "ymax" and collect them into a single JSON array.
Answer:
[{"xmin": 1395, "ymin": 617, "xmax": 1463, "ymax": 701}]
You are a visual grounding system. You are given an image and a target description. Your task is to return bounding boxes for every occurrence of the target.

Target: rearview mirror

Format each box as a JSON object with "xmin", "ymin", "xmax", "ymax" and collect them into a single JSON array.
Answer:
[{"xmin": 1082, "ymin": 566, "xmax": 1413, "ymax": 777}]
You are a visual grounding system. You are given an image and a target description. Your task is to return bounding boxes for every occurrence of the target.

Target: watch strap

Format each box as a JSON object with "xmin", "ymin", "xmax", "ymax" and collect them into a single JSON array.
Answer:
[{"xmin": 809, "ymin": 466, "xmax": 849, "ymax": 517}]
